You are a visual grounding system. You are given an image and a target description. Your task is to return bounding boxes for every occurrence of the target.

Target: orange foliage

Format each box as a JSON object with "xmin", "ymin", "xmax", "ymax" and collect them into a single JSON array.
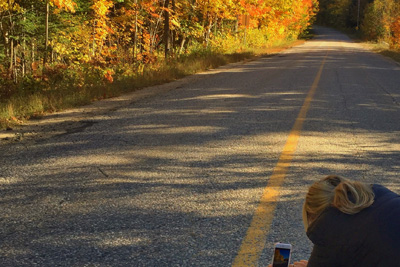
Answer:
[
  {"xmin": 50, "ymin": 0, "xmax": 77, "ymax": 13},
  {"xmin": 103, "ymin": 69, "xmax": 114, "ymax": 83},
  {"xmin": 391, "ymin": 16, "xmax": 400, "ymax": 49}
]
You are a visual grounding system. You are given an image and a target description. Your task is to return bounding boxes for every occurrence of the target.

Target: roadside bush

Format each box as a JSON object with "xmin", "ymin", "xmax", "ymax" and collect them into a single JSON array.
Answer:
[
  {"xmin": 391, "ymin": 16, "xmax": 400, "ymax": 49},
  {"xmin": 360, "ymin": 0, "xmax": 400, "ymax": 46}
]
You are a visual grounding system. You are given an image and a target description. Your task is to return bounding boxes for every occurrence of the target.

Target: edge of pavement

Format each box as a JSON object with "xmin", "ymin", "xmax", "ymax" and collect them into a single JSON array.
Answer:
[{"xmin": 0, "ymin": 55, "xmax": 274, "ymax": 146}]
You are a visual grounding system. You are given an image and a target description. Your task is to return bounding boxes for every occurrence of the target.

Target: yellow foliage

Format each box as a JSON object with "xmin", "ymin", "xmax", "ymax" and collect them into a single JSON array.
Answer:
[{"xmin": 0, "ymin": 0, "xmax": 22, "ymax": 12}]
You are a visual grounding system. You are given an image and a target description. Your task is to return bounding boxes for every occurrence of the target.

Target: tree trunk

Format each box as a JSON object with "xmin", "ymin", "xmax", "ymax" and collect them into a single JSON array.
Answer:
[
  {"xmin": 9, "ymin": 38, "xmax": 14, "ymax": 79},
  {"xmin": 171, "ymin": 0, "xmax": 176, "ymax": 54},
  {"xmin": 179, "ymin": 36, "xmax": 186, "ymax": 54},
  {"xmin": 31, "ymin": 38, "xmax": 35, "ymax": 71},
  {"xmin": 0, "ymin": 21, "xmax": 7, "ymax": 58},
  {"xmin": 43, "ymin": 1, "xmax": 49, "ymax": 68},
  {"xmin": 92, "ymin": 20, "xmax": 97, "ymax": 57},
  {"xmin": 205, "ymin": 19, "xmax": 212, "ymax": 47},
  {"xmin": 22, "ymin": 14, "xmax": 26, "ymax": 77},
  {"xmin": 235, "ymin": 17, "xmax": 239, "ymax": 33},
  {"xmin": 133, "ymin": 0, "xmax": 138, "ymax": 62},
  {"xmin": 214, "ymin": 15, "xmax": 218, "ymax": 36},
  {"xmin": 164, "ymin": 0, "xmax": 170, "ymax": 58},
  {"xmin": 13, "ymin": 43, "xmax": 17, "ymax": 83},
  {"xmin": 8, "ymin": 0, "xmax": 15, "ymax": 80}
]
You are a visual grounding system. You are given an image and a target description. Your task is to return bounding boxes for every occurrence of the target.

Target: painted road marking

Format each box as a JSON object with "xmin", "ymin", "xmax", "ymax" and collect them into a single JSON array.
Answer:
[{"xmin": 232, "ymin": 54, "xmax": 327, "ymax": 267}]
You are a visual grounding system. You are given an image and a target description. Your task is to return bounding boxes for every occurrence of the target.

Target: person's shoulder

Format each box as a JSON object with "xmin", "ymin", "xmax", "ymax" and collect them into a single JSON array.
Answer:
[
  {"xmin": 372, "ymin": 184, "xmax": 400, "ymax": 200},
  {"xmin": 371, "ymin": 184, "xmax": 400, "ymax": 220},
  {"xmin": 370, "ymin": 185, "xmax": 400, "ymax": 255}
]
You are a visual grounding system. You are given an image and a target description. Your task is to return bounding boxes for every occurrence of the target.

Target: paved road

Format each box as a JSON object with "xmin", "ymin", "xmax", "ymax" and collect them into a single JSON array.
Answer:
[{"xmin": 1, "ymin": 27, "xmax": 399, "ymax": 266}]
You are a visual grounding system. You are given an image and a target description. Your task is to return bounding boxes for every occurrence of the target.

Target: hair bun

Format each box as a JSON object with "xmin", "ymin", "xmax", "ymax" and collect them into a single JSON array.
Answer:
[
  {"xmin": 325, "ymin": 175, "xmax": 342, "ymax": 187},
  {"xmin": 332, "ymin": 180, "xmax": 374, "ymax": 214}
]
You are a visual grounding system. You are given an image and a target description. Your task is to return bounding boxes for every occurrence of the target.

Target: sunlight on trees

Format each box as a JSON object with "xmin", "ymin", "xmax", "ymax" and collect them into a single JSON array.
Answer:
[{"xmin": 0, "ymin": 0, "xmax": 318, "ymax": 127}]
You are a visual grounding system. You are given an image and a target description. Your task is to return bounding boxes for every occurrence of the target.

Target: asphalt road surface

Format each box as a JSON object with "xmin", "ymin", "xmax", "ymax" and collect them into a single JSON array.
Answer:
[{"xmin": 1, "ymin": 27, "xmax": 399, "ymax": 266}]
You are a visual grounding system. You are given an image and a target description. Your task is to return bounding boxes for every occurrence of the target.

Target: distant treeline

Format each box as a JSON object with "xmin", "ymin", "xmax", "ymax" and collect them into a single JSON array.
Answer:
[
  {"xmin": 317, "ymin": 0, "xmax": 400, "ymax": 47},
  {"xmin": 0, "ymin": 0, "xmax": 317, "ymax": 128},
  {"xmin": 1, "ymin": 0, "xmax": 317, "ymax": 85}
]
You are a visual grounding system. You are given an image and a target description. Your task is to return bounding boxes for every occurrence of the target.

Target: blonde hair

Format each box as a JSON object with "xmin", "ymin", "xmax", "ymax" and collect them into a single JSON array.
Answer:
[{"xmin": 302, "ymin": 175, "xmax": 375, "ymax": 230}]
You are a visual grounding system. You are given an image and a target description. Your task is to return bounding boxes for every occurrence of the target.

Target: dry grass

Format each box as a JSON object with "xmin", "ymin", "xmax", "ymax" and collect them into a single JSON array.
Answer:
[
  {"xmin": 378, "ymin": 49, "xmax": 400, "ymax": 63},
  {"xmin": 361, "ymin": 42, "xmax": 400, "ymax": 63}
]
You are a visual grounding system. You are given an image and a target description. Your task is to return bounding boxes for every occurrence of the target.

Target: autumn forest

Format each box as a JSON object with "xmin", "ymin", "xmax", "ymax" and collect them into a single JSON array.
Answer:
[{"xmin": 1, "ymin": 0, "xmax": 399, "ymax": 128}]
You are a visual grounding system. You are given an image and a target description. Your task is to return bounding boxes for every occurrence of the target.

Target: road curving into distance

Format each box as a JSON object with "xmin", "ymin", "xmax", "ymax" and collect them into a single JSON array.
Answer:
[{"xmin": 1, "ymin": 26, "xmax": 399, "ymax": 266}]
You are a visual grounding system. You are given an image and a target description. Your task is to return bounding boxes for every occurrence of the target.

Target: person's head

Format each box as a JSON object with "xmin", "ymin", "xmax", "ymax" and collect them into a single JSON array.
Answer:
[{"xmin": 302, "ymin": 175, "xmax": 375, "ymax": 230}]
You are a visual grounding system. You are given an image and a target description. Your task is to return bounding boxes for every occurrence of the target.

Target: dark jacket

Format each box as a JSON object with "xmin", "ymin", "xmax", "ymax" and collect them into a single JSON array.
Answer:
[{"xmin": 307, "ymin": 184, "xmax": 400, "ymax": 267}]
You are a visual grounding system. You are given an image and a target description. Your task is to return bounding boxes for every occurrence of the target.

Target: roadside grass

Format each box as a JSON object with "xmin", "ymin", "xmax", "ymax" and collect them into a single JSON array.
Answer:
[
  {"xmin": 356, "ymin": 40, "xmax": 400, "ymax": 65},
  {"xmin": 337, "ymin": 27, "xmax": 400, "ymax": 65},
  {"xmin": 373, "ymin": 46, "xmax": 400, "ymax": 63},
  {"xmin": 0, "ymin": 39, "xmax": 303, "ymax": 130}
]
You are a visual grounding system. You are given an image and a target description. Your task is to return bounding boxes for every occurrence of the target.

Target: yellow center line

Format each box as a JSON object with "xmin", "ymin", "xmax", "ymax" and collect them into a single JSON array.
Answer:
[{"xmin": 232, "ymin": 54, "xmax": 328, "ymax": 267}]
